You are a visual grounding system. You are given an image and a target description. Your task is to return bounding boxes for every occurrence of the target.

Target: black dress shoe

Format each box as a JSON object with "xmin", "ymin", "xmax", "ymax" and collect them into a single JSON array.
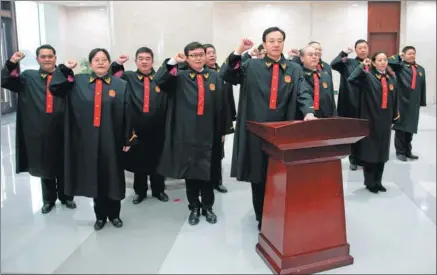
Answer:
[
  {"xmin": 61, "ymin": 200, "xmax": 77, "ymax": 209},
  {"xmin": 406, "ymin": 153, "xmax": 419, "ymax": 160},
  {"xmin": 202, "ymin": 209, "xmax": 217, "ymax": 224},
  {"xmin": 377, "ymin": 184, "xmax": 387, "ymax": 192},
  {"xmin": 366, "ymin": 186, "xmax": 379, "ymax": 193},
  {"xmin": 94, "ymin": 220, "xmax": 106, "ymax": 230},
  {"xmin": 153, "ymin": 192, "xmax": 169, "ymax": 202},
  {"xmin": 132, "ymin": 194, "xmax": 146, "ymax": 204},
  {"xmin": 349, "ymin": 163, "xmax": 358, "ymax": 171},
  {"xmin": 215, "ymin": 185, "xmax": 228, "ymax": 193},
  {"xmin": 397, "ymin": 154, "xmax": 408, "ymax": 162},
  {"xmin": 41, "ymin": 203, "xmax": 55, "ymax": 214},
  {"xmin": 188, "ymin": 208, "xmax": 200, "ymax": 225},
  {"xmin": 110, "ymin": 218, "xmax": 123, "ymax": 228}
]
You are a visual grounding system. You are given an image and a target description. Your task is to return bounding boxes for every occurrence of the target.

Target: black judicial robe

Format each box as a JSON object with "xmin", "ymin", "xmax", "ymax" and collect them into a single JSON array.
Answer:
[
  {"xmin": 388, "ymin": 55, "xmax": 426, "ymax": 134},
  {"xmin": 348, "ymin": 65, "xmax": 399, "ymax": 163},
  {"xmin": 154, "ymin": 60, "xmax": 232, "ymax": 182},
  {"xmin": 290, "ymin": 56, "xmax": 332, "ymax": 76},
  {"xmin": 49, "ymin": 65, "xmax": 131, "ymax": 200},
  {"xmin": 220, "ymin": 53, "xmax": 314, "ymax": 184},
  {"xmin": 331, "ymin": 51, "xmax": 368, "ymax": 118},
  {"xmin": 300, "ymin": 67, "xmax": 337, "ymax": 118},
  {"xmin": 1, "ymin": 61, "xmax": 64, "ymax": 177},
  {"xmin": 111, "ymin": 62, "xmax": 167, "ymax": 173},
  {"xmin": 212, "ymin": 63, "xmax": 236, "ymax": 122}
]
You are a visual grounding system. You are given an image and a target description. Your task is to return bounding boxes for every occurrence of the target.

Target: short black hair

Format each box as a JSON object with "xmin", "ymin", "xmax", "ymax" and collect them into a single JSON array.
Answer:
[
  {"xmin": 257, "ymin": 44, "xmax": 264, "ymax": 51},
  {"xmin": 88, "ymin": 48, "xmax": 111, "ymax": 63},
  {"xmin": 184, "ymin": 42, "xmax": 205, "ymax": 56},
  {"xmin": 402, "ymin": 46, "xmax": 416, "ymax": 53},
  {"xmin": 262, "ymin": 27, "xmax": 286, "ymax": 42},
  {"xmin": 203, "ymin": 43, "xmax": 215, "ymax": 51},
  {"xmin": 354, "ymin": 39, "xmax": 368, "ymax": 48},
  {"xmin": 135, "ymin": 47, "xmax": 154, "ymax": 59},
  {"xmin": 36, "ymin": 44, "xmax": 56, "ymax": 57}
]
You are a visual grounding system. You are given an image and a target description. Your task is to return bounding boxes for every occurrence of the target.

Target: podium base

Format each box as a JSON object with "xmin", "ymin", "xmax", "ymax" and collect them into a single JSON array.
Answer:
[{"xmin": 256, "ymin": 233, "xmax": 354, "ymax": 274}]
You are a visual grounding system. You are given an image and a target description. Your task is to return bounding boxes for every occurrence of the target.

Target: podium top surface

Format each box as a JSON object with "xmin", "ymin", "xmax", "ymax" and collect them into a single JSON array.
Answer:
[{"xmin": 246, "ymin": 117, "xmax": 369, "ymax": 150}]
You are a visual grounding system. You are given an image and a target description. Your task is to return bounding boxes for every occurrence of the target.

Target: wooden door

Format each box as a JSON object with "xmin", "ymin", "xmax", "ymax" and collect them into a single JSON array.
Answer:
[
  {"xmin": 368, "ymin": 32, "xmax": 398, "ymax": 57},
  {"xmin": 367, "ymin": 2, "xmax": 401, "ymax": 58}
]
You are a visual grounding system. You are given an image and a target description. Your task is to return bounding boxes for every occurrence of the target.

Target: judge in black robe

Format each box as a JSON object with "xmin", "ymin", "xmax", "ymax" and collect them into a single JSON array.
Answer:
[
  {"xmin": 204, "ymin": 43, "xmax": 236, "ymax": 194},
  {"xmin": 154, "ymin": 42, "xmax": 232, "ymax": 226},
  {"xmin": 330, "ymin": 39, "xmax": 370, "ymax": 170},
  {"xmin": 348, "ymin": 53, "xmax": 399, "ymax": 194},
  {"xmin": 288, "ymin": 41, "xmax": 332, "ymax": 76},
  {"xmin": 220, "ymin": 27, "xmax": 316, "ymax": 231},
  {"xmin": 49, "ymin": 48, "xmax": 134, "ymax": 231},
  {"xmin": 388, "ymin": 46, "xmax": 426, "ymax": 161},
  {"xmin": 110, "ymin": 47, "xmax": 169, "ymax": 204},
  {"xmin": 297, "ymin": 45, "xmax": 337, "ymax": 118},
  {"xmin": 0, "ymin": 44, "xmax": 75, "ymax": 214}
]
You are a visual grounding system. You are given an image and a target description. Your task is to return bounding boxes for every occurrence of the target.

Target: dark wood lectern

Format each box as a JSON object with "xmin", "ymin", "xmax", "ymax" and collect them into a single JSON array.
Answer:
[{"xmin": 247, "ymin": 118, "xmax": 369, "ymax": 274}]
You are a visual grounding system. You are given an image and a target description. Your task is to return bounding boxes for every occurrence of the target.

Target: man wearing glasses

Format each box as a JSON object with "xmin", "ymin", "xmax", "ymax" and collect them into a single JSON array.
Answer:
[{"xmin": 155, "ymin": 42, "xmax": 233, "ymax": 226}]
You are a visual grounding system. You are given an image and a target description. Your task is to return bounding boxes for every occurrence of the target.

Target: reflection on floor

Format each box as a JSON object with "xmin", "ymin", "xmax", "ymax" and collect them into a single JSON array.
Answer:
[{"xmin": 1, "ymin": 106, "xmax": 436, "ymax": 274}]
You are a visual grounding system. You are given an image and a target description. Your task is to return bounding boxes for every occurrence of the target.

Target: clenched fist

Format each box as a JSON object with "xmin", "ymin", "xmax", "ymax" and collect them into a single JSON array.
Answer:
[
  {"xmin": 343, "ymin": 47, "xmax": 353, "ymax": 54},
  {"xmin": 236, "ymin": 38, "xmax": 254, "ymax": 55},
  {"xmin": 363, "ymin": 58, "xmax": 371, "ymax": 66},
  {"xmin": 117, "ymin": 54, "xmax": 129, "ymax": 65},
  {"xmin": 287, "ymin": 48, "xmax": 299, "ymax": 57},
  {"xmin": 65, "ymin": 60, "xmax": 78, "ymax": 70},
  {"xmin": 10, "ymin": 52, "xmax": 25, "ymax": 63},
  {"xmin": 250, "ymin": 48, "xmax": 260, "ymax": 57},
  {"xmin": 174, "ymin": 53, "xmax": 187, "ymax": 63}
]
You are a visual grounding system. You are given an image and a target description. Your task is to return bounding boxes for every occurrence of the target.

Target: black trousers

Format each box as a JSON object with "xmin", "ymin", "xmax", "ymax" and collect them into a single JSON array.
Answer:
[
  {"xmin": 41, "ymin": 176, "xmax": 73, "ymax": 204},
  {"xmin": 251, "ymin": 182, "xmax": 266, "ymax": 222},
  {"xmin": 349, "ymin": 143, "xmax": 360, "ymax": 165},
  {"xmin": 362, "ymin": 162, "xmax": 385, "ymax": 188},
  {"xmin": 133, "ymin": 172, "xmax": 165, "ymax": 196},
  {"xmin": 186, "ymin": 179, "xmax": 214, "ymax": 211},
  {"xmin": 395, "ymin": 130, "xmax": 413, "ymax": 156},
  {"xmin": 93, "ymin": 197, "xmax": 121, "ymax": 220}
]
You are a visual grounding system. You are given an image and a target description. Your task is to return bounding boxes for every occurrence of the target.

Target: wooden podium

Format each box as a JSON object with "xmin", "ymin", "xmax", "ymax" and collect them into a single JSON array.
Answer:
[{"xmin": 247, "ymin": 118, "xmax": 369, "ymax": 274}]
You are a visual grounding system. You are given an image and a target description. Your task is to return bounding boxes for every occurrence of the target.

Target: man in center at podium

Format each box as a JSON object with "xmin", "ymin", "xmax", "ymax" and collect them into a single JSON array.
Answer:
[
  {"xmin": 220, "ymin": 26, "xmax": 317, "ymax": 231},
  {"xmin": 297, "ymin": 45, "xmax": 337, "ymax": 118}
]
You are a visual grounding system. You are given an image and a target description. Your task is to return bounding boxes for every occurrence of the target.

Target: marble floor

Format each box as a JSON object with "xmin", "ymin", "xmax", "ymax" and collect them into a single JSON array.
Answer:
[{"xmin": 1, "ymin": 106, "xmax": 436, "ymax": 274}]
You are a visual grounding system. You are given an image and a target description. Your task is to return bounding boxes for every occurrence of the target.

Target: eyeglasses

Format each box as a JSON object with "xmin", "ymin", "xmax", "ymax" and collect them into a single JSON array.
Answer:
[{"xmin": 188, "ymin": 53, "xmax": 205, "ymax": 59}]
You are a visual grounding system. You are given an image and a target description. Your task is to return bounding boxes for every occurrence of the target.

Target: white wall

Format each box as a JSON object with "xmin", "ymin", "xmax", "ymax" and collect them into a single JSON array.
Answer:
[
  {"xmin": 400, "ymin": 1, "xmax": 436, "ymax": 105},
  {"xmin": 64, "ymin": 6, "xmax": 110, "ymax": 69},
  {"xmin": 39, "ymin": 3, "xmax": 68, "ymax": 63},
  {"xmin": 37, "ymin": 3, "xmax": 110, "ymax": 72},
  {"xmin": 14, "ymin": 1, "xmax": 41, "ymax": 71}
]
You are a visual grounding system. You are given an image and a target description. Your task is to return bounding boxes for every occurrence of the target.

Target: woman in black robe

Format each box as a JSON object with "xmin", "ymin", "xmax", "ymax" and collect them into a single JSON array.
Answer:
[
  {"xmin": 348, "ymin": 52, "xmax": 399, "ymax": 193},
  {"xmin": 49, "ymin": 48, "xmax": 134, "ymax": 230}
]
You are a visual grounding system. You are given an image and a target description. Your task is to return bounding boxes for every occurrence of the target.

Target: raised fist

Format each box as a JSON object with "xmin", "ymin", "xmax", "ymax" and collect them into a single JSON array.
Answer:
[
  {"xmin": 250, "ymin": 48, "xmax": 260, "ymax": 57},
  {"xmin": 174, "ymin": 53, "xmax": 187, "ymax": 63},
  {"xmin": 363, "ymin": 58, "xmax": 371, "ymax": 66},
  {"xmin": 236, "ymin": 38, "xmax": 254, "ymax": 54},
  {"xmin": 65, "ymin": 60, "xmax": 78, "ymax": 70},
  {"xmin": 117, "ymin": 54, "xmax": 129, "ymax": 64},
  {"xmin": 10, "ymin": 52, "xmax": 25, "ymax": 63},
  {"xmin": 288, "ymin": 48, "xmax": 299, "ymax": 57},
  {"xmin": 343, "ymin": 47, "xmax": 353, "ymax": 54}
]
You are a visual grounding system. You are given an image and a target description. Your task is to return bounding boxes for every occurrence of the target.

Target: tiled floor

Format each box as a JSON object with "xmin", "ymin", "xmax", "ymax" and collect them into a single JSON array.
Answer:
[{"xmin": 1, "ymin": 106, "xmax": 436, "ymax": 274}]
